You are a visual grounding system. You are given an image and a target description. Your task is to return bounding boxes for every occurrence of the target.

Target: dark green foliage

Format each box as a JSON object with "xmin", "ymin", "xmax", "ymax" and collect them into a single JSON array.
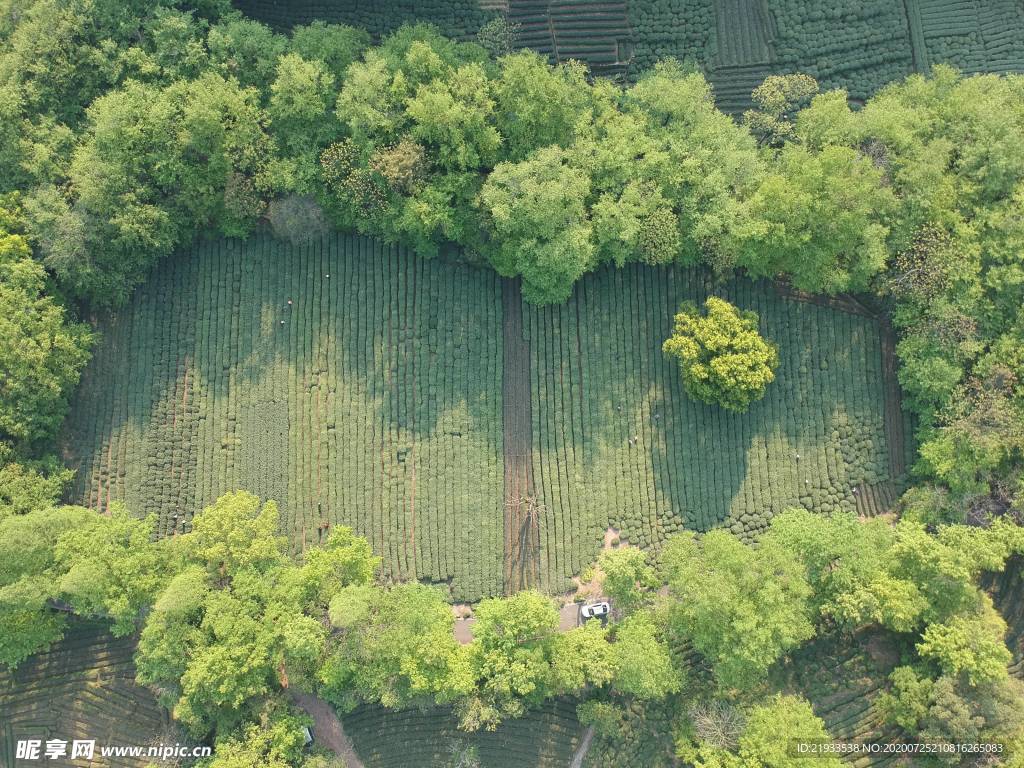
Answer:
[
  {"xmin": 0, "ymin": 505, "xmax": 165, "ymax": 668},
  {"xmin": 0, "ymin": 216, "xmax": 93, "ymax": 446},
  {"xmin": 794, "ymin": 66, "xmax": 1024, "ymax": 508},
  {"xmin": 743, "ymin": 74, "xmax": 820, "ymax": 147},
  {"xmin": 320, "ymin": 582, "xmax": 458, "ymax": 712},
  {"xmin": 234, "ymin": 0, "xmax": 493, "ymax": 42},
  {"xmin": 475, "ymin": 16, "xmax": 520, "ymax": 59},
  {"xmin": 0, "ymin": 448, "xmax": 72, "ymax": 520},
  {"xmin": 136, "ymin": 491, "xmax": 376, "ymax": 736},
  {"xmin": 289, "ymin": 21, "xmax": 370, "ymax": 82},
  {"xmin": 878, "ymin": 666, "xmax": 1024, "ymax": 763},
  {"xmin": 765, "ymin": 0, "xmax": 915, "ymax": 101}
]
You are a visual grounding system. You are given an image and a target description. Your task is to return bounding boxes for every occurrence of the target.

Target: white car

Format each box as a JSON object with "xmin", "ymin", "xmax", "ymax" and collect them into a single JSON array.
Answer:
[{"xmin": 578, "ymin": 601, "xmax": 611, "ymax": 625}]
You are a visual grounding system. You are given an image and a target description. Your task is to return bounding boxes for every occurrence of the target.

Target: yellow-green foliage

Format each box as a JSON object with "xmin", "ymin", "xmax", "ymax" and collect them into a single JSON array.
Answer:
[{"xmin": 663, "ymin": 297, "xmax": 779, "ymax": 413}]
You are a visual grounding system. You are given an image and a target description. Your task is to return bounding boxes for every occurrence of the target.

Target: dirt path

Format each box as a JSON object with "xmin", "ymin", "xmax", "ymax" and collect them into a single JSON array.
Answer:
[
  {"xmin": 291, "ymin": 691, "xmax": 365, "ymax": 768},
  {"xmin": 502, "ymin": 277, "xmax": 539, "ymax": 592},
  {"xmin": 569, "ymin": 725, "xmax": 596, "ymax": 768}
]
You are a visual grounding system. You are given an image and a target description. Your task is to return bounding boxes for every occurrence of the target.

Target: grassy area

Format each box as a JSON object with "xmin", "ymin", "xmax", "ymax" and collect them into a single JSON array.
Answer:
[
  {"xmin": 343, "ymin": 699, "xmax": 582, "ymax": 768},
  {"xmin": 0, "ymin": 622, "xmax": 166, "ymax": 768},
  {"xmin": 65, "ymin": 233, "xmax": 906, "ymax": 601}
]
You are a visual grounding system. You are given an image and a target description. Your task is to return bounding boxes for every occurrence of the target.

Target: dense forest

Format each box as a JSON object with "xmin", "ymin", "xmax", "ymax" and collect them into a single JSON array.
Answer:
[{"xmin": 1, "ymin": 1, "xmax": 1023, "ymax": 766}]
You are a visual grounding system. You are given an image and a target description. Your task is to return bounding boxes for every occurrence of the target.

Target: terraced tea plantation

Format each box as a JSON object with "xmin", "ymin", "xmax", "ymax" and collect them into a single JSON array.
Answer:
[
  {"xmin": 65, "ymin": 235, "xmax": 506, "ymax": 601},
  {"xmin": 65, "ymin": 233, "xmax": 907, "ymax": 600},
  {"xmin": 343, "ymin": 699, "xmax": 582, "ymax": 768},
  {"xmin": 775, "ymin": 631, "xmax": 903, "ymax": 768},
  {"xmin": 0, "ymin": 623, "xmax": 166, "ymax": 768},
  {"xmin": 522, "ymin": 270, "xmax": 910, "ymax": 593},
  {"xmin": 234, "ymin": 0, "xmax": 1024, "ymax": 111}
]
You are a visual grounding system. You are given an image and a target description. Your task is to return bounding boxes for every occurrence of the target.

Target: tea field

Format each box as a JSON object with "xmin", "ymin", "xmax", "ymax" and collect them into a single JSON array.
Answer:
[
  {"xmin": 522, "ymin": 269, "xmax": 910, "ymax": 592},
  {"xmin": 64, "ymin": 235, "xmax": 507, "ymax": 601},
  {"xmin": 342, "ymin": 699, "xmax": 582, "ymax": 767},
  {"xmin": 773, "ymin": 630, "xmax": 903, "ymax": 768},
  {"xmin": 64, "ymin": 233, "xmax": 908, "ymax": 601},
  {"xmin": 233, "ymin": 0, "xmax": 1024, "ymax": 110},
  {"xmin": 0, "ymin": 622, "xmax": 166, "ymax": 768}
]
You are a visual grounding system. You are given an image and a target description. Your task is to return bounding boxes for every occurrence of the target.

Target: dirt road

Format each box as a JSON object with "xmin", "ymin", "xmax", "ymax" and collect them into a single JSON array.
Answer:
[{"xmin": 291, "ymin": 690, "xmax": 365, "ymax": 768}]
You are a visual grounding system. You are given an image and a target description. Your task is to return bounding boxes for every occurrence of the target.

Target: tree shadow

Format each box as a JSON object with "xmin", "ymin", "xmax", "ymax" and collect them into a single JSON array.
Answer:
[{"xmin": 524, "ymin": 262, "xmax": 895, "ymax": 577}]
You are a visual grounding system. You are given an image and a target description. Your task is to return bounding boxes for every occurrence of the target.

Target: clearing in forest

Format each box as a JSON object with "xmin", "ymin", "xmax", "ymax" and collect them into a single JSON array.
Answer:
[
  {"xmin": 521, "ymin": 268, "xmax": 910, "ymax": 593},
  {"xmin": 65, "ymin": 233, "xmax": 907, "ymax": 601},
  {"xmin": 65, "ymin": 235, "xmax": 506, "ymax": 601}
]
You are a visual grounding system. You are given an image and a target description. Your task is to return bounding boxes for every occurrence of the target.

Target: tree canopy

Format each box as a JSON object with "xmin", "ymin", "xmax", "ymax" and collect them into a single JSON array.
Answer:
[
  {"xmin": 661, "ymin": 530, "xmax": 814, "ymax": 692},
  {"xmin": 0, "ymin": 201, "xmax": 92, "ymax": 446},
  {"xmin": 0, "ymin": 3, "xmax": 1023, "ymax": 765},
  {"xmin": 662, "ymin": 297, "xmax": 779, "ymax": 412}
]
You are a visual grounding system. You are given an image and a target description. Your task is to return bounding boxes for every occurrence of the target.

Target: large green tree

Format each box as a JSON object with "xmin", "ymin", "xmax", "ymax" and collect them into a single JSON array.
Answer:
[
  {"xmin": 479, "ymin": 146, "xmax": 593, "ymax": 304},
  {"xmin": 448, "ymin": 590, "xmax": 562, "ymax": 730},
  {"xmin": 609, "ymin": 613, "xmax": 679, "ymax": 700},
  {"xmin": 733, "ymin": 143, "xmax": 894, "ymax": 294},
  {"xmin": 662, "ymin": 297, "xmax": 778, "ymax": 413},
  {"xmin": 0, "ymin": 222, "xmax": 92, "ymax": 445},
  {"xmin": 661, "ymin": 530, "xmax": 814, "ymax": 692},
  {"xmin": 492, "ymin": 51, "xmax": 590, "ymax": 162},
  {"xmin": 0, "ymin": 505, "xmax": 166, "ymax": 668},
  {"xmin": 136, "ymin": 492, "xmax": 376, "ymax": 737},
  {"xmin": 593, "ymin": 546, "xmax": 658, "ymax": 616},
  {"xmin": 320, "ymin": 581, "xmax": 458, "ymax": 711},
  {"xmin": 27, "ymin": 72, "xmax": 272, "ymax": 304}
]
